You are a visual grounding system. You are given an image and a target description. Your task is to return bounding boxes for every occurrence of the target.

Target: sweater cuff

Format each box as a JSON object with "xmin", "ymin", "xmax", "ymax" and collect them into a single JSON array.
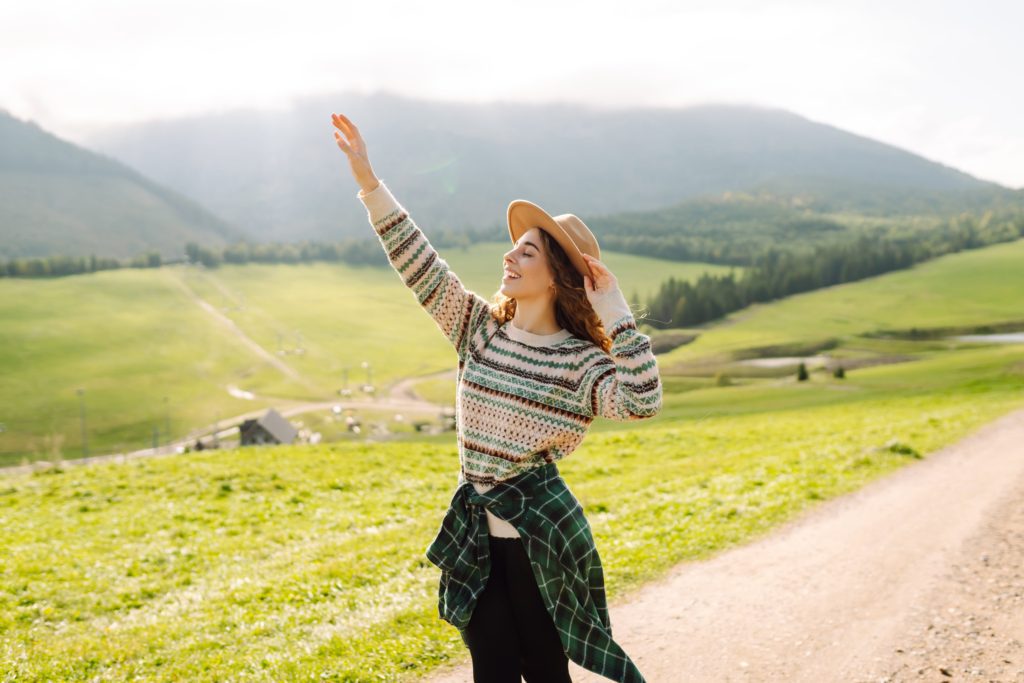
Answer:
[
  {"xmin": 357, "ymin": 179, "xmax": 402, "ymax": 226},
  {"xmin": 591, "ymin": 287, "xmax": 633, "ymax": 330}
]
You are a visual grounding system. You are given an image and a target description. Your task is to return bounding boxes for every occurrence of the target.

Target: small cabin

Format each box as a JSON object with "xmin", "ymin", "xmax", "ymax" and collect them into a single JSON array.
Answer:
[{"xmin": 239, "ymin": 408, "xmax": 298, "ymax": 446}]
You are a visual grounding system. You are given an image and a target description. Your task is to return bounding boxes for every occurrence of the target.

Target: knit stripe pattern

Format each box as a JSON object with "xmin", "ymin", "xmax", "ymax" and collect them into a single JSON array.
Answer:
[{"xmin": 358, "ymin": 181, "xmax": 662, "ymax": 485}]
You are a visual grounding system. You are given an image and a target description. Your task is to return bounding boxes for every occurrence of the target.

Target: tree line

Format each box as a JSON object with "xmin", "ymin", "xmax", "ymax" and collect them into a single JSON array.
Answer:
[
  {"xmin": 1, "ymin": 225, "xmax": 486, "ymax": 277},
  {"xmin": 600, "ymin": 206, "xmax": 1024, "ymax": 267},
  {"xmin": 0, "ymin": 252, "xmax": 165, "ymax": 278},
  {"xmin": 180, "ymin": 225, "xmax": 484, "ymax": 268},
  {"xmin": 639, "ymin": 209, "xmax": 1024, "ymax": 328},
  {"xmin": 4, "ymin": 207, "xmax": 1023, "ymax": 333}
]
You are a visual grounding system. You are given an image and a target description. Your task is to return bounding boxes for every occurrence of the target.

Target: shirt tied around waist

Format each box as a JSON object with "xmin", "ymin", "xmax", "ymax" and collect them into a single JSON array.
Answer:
[{"xmin": 425, "ymin": 462, "xmax": 647, "ymax": 683}]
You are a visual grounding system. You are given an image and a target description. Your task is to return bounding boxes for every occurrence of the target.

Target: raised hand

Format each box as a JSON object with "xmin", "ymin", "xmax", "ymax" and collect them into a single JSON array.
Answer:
[
  {"xmin": 331, "ymin": 112, "xmax": 380, "ymax": 194},
  {"xmin": 581, "ymin": 253, "xmax": 621, "ymax": 306}
]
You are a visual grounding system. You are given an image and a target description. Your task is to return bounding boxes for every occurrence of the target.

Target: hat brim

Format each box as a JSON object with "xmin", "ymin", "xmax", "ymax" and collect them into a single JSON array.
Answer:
[{"xmin": 506, "ymin": 199, "xmax": 593, "ymax": 281}]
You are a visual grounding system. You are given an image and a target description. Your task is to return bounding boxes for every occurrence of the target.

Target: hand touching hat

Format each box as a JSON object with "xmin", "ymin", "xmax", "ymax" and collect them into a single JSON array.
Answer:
[{"xmin": 581, "ymin": 253, "xmax": 620, "ymax": 308}]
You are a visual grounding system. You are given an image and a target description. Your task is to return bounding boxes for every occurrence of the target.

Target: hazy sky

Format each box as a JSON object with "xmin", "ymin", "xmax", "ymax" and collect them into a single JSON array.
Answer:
[{"xmin": 2, "ymin": 0, "xmax": 1021, "ymax": 188}]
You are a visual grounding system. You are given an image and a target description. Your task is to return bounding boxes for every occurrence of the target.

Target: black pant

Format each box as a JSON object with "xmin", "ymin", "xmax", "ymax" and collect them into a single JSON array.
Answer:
[{"xmin": 464, "ymin": 535, "xmax": 572, "ymax": 683}]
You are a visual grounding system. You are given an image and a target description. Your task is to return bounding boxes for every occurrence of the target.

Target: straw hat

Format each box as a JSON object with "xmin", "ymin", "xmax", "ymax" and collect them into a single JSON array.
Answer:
[{"xmin": 506, "ymin": 199, "xmax": 600, "ymax": 281}]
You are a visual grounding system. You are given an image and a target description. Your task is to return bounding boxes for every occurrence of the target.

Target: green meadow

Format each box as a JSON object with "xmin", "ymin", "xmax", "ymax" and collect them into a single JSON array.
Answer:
[
  {"xmin": 0, "ymin": 268, "xmax": 295, "ymax": 464},
  {"xmin": 657, "ymin": 236, "xmax": 1024, "ymax": 366},
  {"xmin": 1, "ymin": 340, "xmax": 1022, "ymax": 681},
  {"xmin": 0, "ymin": 245, "xmax": 730, "ymax": 464},
  {"xmin": 1, "ymin": 233, "xmax": 1023, "ymax": 679}
]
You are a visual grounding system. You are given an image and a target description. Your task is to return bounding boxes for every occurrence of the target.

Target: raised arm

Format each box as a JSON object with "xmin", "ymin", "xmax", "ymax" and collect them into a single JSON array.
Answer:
[
  {"xmin": 332, "ymin": 112, "xmax": 492, "ymax": 362},
  {"xmin": 583, "ymin": 254, "xmax": 663, "ymax": 421},
  {"xmin": 357, "ymin": 180, "xmax": 492, "ymax": 362}
]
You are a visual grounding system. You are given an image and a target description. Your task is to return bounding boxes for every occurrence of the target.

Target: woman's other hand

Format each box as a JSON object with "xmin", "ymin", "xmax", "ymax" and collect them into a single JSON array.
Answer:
[
  {"xmin": 332, "ymin": 112, "xmax": 380, "ymax": 194},
  {"xmin": 581, "ymin": 253, "xmax": 621, "ymax": 305}
]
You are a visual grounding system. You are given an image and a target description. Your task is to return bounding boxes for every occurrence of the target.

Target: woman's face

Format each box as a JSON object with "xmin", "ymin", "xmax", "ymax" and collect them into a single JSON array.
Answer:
[{"xmin": 501, "ymin": 227, "xmax": 555, "ymax": 299}]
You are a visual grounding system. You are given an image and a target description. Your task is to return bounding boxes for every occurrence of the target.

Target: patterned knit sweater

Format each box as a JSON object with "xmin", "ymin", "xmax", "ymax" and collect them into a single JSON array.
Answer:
[{"xmin": 358, "ymin": 181, "xmax": 663, "ymax": 533}]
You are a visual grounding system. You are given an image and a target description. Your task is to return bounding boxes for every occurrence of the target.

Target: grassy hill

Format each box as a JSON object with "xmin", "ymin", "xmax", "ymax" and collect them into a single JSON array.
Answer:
[
  {"xmin": 1, "ymin": 335, "xmax": 1021, "ymax": 680},
  {"xmin": 3, "ymin": 222, "xmax": 1024, "ymax": 678},
  {"xmin": 0, "ymin": 247, "xmax": 725, "ymax": 464},
  {"xmin": 587, "ymin": 188, "xmax": 1024, "ymax": 266},
  {"xmin": 0, "ymin": 111, "xmax": 241, "ymax": 260},
  {"xmin": 656, "ymin": 236, "xmax": 1024, "ymax": 369},
  {"xmin": 2, "ymin": 233, "xmax": 1021, "ymax": 465}
]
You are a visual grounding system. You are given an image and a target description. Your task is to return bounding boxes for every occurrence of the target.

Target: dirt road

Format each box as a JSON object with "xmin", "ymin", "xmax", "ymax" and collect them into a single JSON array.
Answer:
[
  {"xmin": 423, "ymin": 406, "xmax": 1024, "ymax": 682},
  {"xmin": 167, "ymin": 271, "xmax": 320, "ymax": 391}
]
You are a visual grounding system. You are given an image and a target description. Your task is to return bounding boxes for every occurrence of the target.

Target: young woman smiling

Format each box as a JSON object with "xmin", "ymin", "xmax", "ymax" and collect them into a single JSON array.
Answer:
[{"xmin": 333, "ymin": 112, "xmax": 660, "ymax": 683}]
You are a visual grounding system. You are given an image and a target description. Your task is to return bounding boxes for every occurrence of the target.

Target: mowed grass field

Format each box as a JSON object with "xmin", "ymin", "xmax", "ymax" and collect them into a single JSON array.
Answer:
[
  {"xmin": 0, "ymin": 235, "xmax": 1022, "ymax": 680},
  {"xmin": 173, "ymin": 243, "xmax": 733, "ymax": 400},
  {"xmin": 0, "ymin": 245, "xmax": 731, "ymax": 464},
  {"xmin": 0, "ymin": 269, "xmax": 302, "ymax": 465},
  {"xmin": 1, "ymin": 342, "xmax": 1022, "ymax": 681},
  {"xmin": 658, "ymin": 236, "xmax": 1024, "ymax": 366}
]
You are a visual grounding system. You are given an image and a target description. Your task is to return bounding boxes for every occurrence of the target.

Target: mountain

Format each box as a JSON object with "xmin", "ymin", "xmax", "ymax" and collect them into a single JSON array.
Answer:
[
  {"xmin": 0, "ymin": 110, "xmax": 241, "ymax": 260},
  {"xmin": 83, "ymin": 91, "xmax": 1021, "ymax": 244}
]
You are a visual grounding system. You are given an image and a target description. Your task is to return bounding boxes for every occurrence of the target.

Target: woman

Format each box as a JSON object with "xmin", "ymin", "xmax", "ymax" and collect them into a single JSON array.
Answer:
[{"xmin": 332, "ymin": 112, "xmax": 661, "ymax": 683}]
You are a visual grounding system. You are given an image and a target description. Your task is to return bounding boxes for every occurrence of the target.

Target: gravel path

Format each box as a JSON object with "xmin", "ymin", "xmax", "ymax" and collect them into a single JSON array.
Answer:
[{"xmin": 423, "ymin": 406, "xmax": 1024, "ymax": 682}]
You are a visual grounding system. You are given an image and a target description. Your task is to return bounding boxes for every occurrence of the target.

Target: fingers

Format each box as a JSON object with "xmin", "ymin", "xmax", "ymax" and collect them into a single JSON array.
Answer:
[
  {"xmin": 331, "ymin": 114, "xmax": 351, "ymax": 138},
  {"xmin": 334, "ymin": 131, "xmax": 351, "ymax": 152},
  {"xmin": 332, "ymin": 113, "xmax": 358, "ymax": 155},
  {"xmin": 583, "ymin": 253, "xmax": 607, "ymax": 272},
  {"xmin": 582, "ymin": 254, "xmax": 616, "ymax": 294},
  {"xmin": 331, "ymin": 112, "xmax": 359, "ymax": 140},
  {"xmin": 335, "ymin": 112, "xmax": 358, "ymax": 131}
]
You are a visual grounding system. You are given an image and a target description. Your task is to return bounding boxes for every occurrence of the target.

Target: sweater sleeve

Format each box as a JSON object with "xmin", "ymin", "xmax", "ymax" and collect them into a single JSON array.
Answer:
[
  {"xmin": 585, "ymin": 287, "xmax": 663, "ymax": 421},
  {"xmin": 357, "ymin": 180, "xmax": 492, "ymax": 363}
]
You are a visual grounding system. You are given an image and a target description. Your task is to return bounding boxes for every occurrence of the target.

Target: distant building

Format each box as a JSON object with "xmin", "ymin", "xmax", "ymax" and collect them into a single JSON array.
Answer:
[{"xmin": 239, "ymin": 409, "xmax": 298, "ymax": 446}]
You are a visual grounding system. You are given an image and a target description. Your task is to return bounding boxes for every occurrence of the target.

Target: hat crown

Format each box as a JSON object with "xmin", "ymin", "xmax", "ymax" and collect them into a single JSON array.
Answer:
[{"xmin": 552, "ymin": 213, "xmax": 599, "ymax": 254}]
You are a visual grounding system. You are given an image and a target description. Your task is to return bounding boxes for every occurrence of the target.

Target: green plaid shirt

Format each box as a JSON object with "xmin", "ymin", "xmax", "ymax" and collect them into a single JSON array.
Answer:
[{"xmin": 425, "ymin": 462, "xmax": 646, "ymax": 682}]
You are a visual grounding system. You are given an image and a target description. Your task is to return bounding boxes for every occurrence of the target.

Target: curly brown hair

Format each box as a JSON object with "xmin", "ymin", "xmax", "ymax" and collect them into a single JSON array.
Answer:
[{"xmin": 488, "ymin": 229, "xmax": 613, "ymax": 354}]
